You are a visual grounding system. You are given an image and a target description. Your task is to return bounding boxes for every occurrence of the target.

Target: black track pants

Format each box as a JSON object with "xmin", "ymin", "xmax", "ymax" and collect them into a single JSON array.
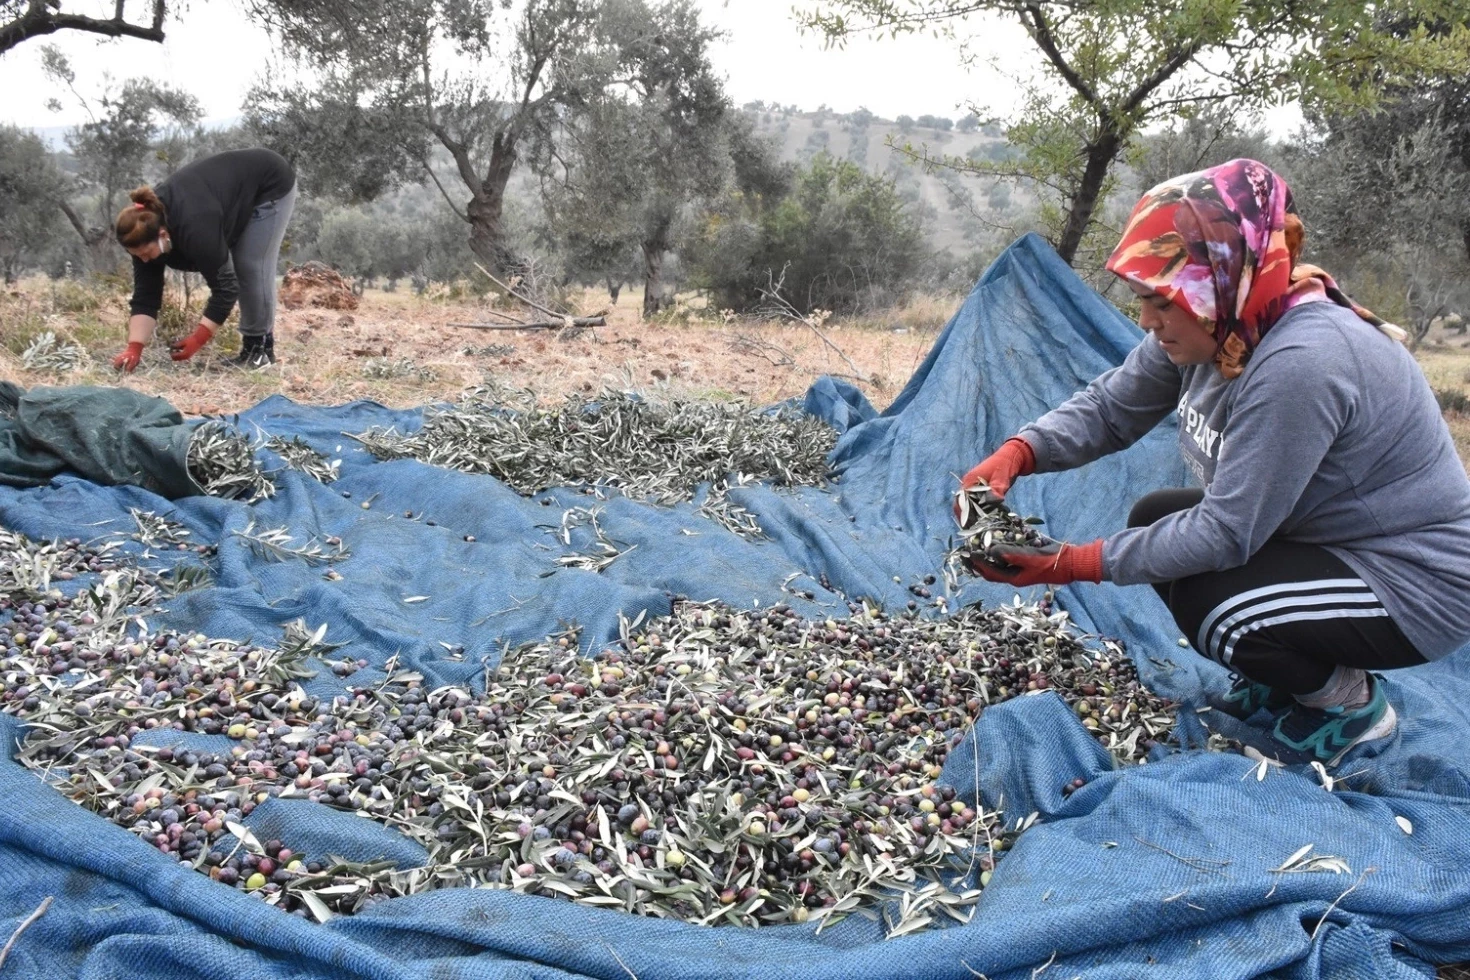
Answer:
[{"xmin": 1128, "ymin": 489, "xmax": 1427, "ymax": 694}]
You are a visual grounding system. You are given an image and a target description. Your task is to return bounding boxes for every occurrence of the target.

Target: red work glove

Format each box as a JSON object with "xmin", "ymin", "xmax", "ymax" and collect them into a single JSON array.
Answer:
[
  {"xmin": 954, "ymin": 437, "xmax": 1036, "ymax": 520},
  {"xmin": 973, "ymin": 538, "xmax": 1104, "ymax": 587},
  {"xmin": 169, "ymin": 323, "xmax": 215, "ymax": 362},
  {"xmin": 112, "ymin": 341, "xmax": 145, "ymax": 373}
]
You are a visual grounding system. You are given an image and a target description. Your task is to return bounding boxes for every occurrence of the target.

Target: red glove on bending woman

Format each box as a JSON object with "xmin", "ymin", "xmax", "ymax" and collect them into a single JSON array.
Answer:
[
  {"xmin": 112, "ymin": 342, "xmax": 144, "ymax": 373},
  {"xmin": 169, "ymin": 323, "xmax": 215, "ymax": 362},
  {"xmin": 972, "ymin": 538, "xmax": 1105, "ymax": 587}
]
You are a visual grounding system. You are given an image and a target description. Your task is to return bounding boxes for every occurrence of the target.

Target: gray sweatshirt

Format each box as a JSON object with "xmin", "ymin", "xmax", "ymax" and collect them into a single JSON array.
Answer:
[{"xmin": 1018, "ymin": 301, "xmax": 1470, "ymax": 661}]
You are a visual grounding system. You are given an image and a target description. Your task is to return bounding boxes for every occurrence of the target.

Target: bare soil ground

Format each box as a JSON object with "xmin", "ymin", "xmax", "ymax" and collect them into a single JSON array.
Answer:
[
  {"xmin": 0, "ymin": 281, "xmax": 950, "ymax": 416},
  {"xmin": 5, "ymin": 279, "xmax": 1469, "ymax": 465}
]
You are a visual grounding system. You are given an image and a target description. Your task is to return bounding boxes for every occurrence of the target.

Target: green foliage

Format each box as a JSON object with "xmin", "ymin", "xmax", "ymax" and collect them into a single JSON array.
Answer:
[
  {"xmin": 60, "ymin": 70, "xmax": 203, "ymax": 221},
  {"xmin": 316, "ymin": 209, "xmax": 379, "ymax": 283},
  {"xmin": 802, "ymin": 0, "xmax": 1470, "ymax": 267},
  {"xmin": 1127, "ymin": 108, "xmax": 1277, "ymax": 195},
  {"xmin": 36, "ymin": 48, "xmax": 207, "ymax": 274},
  {"xmin": 1283, "ymin": 88, "xmax": 1470, "ymax": 345},
  {"xmin": 245, "ymin": 0, "xmax": 724, "ymax": 274},
  {"xmin": 0, "ymin": 126, "xmax": 69, "ymax": 282},
  {"xmin": 295, "ymin": 192, "xmax": 476, "ymax": 288},
  {"xmin": 245, "ymin": 78, "xmax": 422, "ymax": 203},
  {"xmin": 690, "ymin": 152, "xmax": 928, "ymax": 314},
  {"xmin": 802, "ymin": 128, "xmax": 832, "ymax": 160},
  {"xmin": 535, "ymin": 0, "xmax": 738, "ymax": 313}
]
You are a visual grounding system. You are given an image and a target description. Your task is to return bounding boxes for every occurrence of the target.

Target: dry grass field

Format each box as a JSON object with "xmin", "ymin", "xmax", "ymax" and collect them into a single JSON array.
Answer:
[
  {"xmin": 0, "ymin": 279, "xmax": 950, "ymax": 415},
  {"xmin": 4, "ymin": 277, "xmax": 1468, "ymax": 477}
]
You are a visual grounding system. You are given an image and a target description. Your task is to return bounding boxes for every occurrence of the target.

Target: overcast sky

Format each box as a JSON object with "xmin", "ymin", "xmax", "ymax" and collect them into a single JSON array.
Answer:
[{"xmin": 0, "ymin": 0, "xmax": 1298, "ymax": 135}]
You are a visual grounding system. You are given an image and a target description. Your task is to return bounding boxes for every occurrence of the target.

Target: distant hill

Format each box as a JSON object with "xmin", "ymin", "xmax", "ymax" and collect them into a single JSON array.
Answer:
[
  {"xmin": 26, "ymin": 107, "xmax": 1022, "ymax": 258},
  {"xmin": 740, "ymin": 107, "xmax": 1031, "ymax": 255},
  {"xmin": 27, "ymin": 115, "xmax": 242, "ymax": 151}
]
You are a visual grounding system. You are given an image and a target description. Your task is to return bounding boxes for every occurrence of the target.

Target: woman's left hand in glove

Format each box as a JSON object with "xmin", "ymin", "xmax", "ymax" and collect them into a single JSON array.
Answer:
[
  {"xmin": 169, "ymin": 323, "xmax": 215, "ymax": 362},
  {"xmin": 971, "ymin": 537, "xmax": 1105, "ymax": 587}
]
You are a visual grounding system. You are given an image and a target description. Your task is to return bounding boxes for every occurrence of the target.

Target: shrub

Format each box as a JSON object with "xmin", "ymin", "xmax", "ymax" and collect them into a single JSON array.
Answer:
[{"xmin": 690, "ymin": 153, "xmax": 929, "ymax": 315}]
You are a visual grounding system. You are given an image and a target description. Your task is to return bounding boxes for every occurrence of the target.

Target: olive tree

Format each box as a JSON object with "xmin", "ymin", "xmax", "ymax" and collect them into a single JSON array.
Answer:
[
  {"xmin": 0, "ymin": 126, "xmax": 71, "ymax": 281},
  {"xmin": 40, "ymin": 48, "xmax": 202, "ymax": 271},
  {"xmin": 535, "ymin": 0, "xmax": 733, "ymax": 315},
  {"xmin": 691, "ymin": 151, "xmax": 926, "ymax": 315},
  {"xmin": 246, "ymin": 0, "xmax": 717, "ymax": 275},
  {"xmin": 801, "ymin": 0, "xmax": 1470, "ymax": 267},
  {"xmin": 1285, "ymin": 92, "xmax": 1470, "ymax": 346}
]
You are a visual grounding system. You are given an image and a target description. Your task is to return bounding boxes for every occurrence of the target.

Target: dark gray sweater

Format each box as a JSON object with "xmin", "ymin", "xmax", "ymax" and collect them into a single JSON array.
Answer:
[
  {"xmin": 1019, "ymin": 302, "xmax": 1470, "ymax": 661},
  {"xmin": 129, "ymin": 148, "xmax": 295, "ymax": 326}
]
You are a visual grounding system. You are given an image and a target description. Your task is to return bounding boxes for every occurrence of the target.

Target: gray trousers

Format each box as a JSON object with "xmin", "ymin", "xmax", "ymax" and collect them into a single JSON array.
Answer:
[{"xmin": 232, "ymin": 181, "xmax": 297, "ymax": 337}]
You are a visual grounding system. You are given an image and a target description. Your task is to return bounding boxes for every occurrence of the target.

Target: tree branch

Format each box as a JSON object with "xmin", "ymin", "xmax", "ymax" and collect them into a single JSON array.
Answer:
[
  {"xmin": 418, "ymin": 156, "xmax": 469, "ymax": 223},
  {"xmin": 1020, "ymin": 3, "xmax": 1099, "ymax": 108},
  {"xmin": 0, "ymin": 896, "xmax": 52, "ymax": 971},
  {"xmin": 473, "ymin": 262, "xmax": 572, "ymax": 320},
  {"xmin": 450, "ymin": 316, "xmax": 605, "ymax": 331},
  {"xmin": 0, "ymin": 0, "xmax": 166, "ymax": 54},
  {"xmin": 56, "ymin": 199, "xmax": 93, "ymax": 244},
  {"xmin": 416, "ymin": 41, "xmax": 484, "ymax": 200},
  {"xmin": 1119, "ymin": 42, "xmax": 1205, "ymax": 117}
]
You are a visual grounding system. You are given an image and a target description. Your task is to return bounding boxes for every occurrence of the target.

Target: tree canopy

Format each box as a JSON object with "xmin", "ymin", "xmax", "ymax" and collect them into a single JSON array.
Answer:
[
  {"xmin": 246, "ymin": 0, "xmax": 726, "ymax": 274},
  {"xmin": 801, "ymin": 0, "xmax": 1470, "ymax": 267}
]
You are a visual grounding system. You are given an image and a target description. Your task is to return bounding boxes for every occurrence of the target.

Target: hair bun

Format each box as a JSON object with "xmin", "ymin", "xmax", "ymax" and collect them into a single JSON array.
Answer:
[
  {"xmin": 1283, "ymin": 213, "xmax": 1305, "ymax": 266},
  {"xmin": 117, "ymin": 185, "xmax": 166, "ymax": 247}
]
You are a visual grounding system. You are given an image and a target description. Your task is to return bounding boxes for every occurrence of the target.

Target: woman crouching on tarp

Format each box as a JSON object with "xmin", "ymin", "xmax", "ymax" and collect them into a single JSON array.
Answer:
[
  {"xmin": 958, "ymin": 158, "xmax": 1470, "ymax": 767},
  {"xmin": 112, "ymin": 147, "xmax": 297, "ymax": 372}
]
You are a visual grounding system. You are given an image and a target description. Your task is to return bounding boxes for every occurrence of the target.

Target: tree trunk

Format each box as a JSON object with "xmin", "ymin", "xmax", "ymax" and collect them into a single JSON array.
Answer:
[
  {"xmin": 642, "ymin": 243, "xmax": 665, "ymax": 319},
  {"xmin": 606, "ymin": 279, "xmax": 622, "ymax": 304},
  {"xmin": 465, "ymin": 141, "xmax": 519, "ymax": 274},
  {"xmin": 58, "ymin": 199, "xmax": 115, "ymax": 274},
  {"xmin": 1055, "ymin": 133, "xmax": 1121, "ymax": 267},
  {"xmin": 466, "ymin": 193, "xmax": 507, "ymax": 273}
]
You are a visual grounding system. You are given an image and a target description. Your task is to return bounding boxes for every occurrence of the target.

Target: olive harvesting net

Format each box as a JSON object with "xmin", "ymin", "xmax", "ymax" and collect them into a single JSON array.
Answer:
[
  {"xmin": 1, "ymin": 235, "xmax": 1458, "ymax": 980},
  {"xmin": 0, "ymin": 527, "xmax": 1173, "ymax": 933}
]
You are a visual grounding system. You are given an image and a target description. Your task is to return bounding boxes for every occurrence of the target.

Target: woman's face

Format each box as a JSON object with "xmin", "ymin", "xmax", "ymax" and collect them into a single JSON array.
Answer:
[
  {"xmin": 1126, "ymin": 280, "xmax": 1219, "ymax": 365},
  {"xmin": 126, "ymin": 231, "xmax": 169, "ymax": 262}
]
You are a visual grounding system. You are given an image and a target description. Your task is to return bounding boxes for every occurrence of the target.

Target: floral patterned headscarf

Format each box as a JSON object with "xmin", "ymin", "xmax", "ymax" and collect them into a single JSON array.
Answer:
[{"xmin": 1105, "ymin": 158, "xmax": 1404, "ymax": 379}]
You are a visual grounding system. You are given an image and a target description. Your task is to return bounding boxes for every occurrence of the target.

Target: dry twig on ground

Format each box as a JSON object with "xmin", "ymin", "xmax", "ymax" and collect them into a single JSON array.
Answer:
[
  {"xmin": 757, "ymin": 265, "xmax": 866, "ymax": 379},
  {"xmin": 726, "ymin": 332, "xmax": 795, "ymax": 367}
]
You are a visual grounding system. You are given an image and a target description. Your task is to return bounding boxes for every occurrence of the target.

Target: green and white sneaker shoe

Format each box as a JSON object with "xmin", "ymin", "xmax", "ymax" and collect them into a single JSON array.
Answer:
[
  {"xmin": 1213, "ymin": 673, "xmax": 1293, "ymax": 722},
  {"xmin": 1270, "ymin": 674, "xmax": 1397, "ymax": 767}
]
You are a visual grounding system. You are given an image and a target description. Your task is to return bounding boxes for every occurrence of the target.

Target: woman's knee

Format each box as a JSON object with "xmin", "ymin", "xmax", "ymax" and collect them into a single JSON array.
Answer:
[{"xmin": 1128, "ymin": 488, "xmax": 1205, "ymax": 528}]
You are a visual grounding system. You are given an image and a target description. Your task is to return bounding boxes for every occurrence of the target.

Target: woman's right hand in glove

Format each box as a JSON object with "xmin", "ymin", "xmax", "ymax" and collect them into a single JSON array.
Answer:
[
  {"xmin": 113, "ymin": 341, "xmax": 145, "ymax": 373},
  {"xmin": 954, "ymin": 437, "xmax": 1036, "ymax": 520}
]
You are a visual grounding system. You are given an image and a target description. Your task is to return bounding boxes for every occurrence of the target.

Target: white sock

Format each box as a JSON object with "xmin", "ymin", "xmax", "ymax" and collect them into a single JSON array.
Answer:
[{"xmin": 1296, "ymin": 666, "xmax": 1372, "ymax": 711}]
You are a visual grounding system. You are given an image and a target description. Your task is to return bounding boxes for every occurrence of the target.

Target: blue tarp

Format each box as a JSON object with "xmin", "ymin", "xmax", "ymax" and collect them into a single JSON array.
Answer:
[{"xmin": 1, "ymin": 233, "xmax": 1467, "ymax": 979}]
